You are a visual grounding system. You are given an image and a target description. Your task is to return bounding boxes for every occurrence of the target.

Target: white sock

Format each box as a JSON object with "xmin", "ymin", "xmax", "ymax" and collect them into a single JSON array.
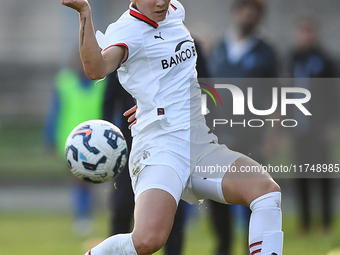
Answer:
[
  {"xmin": 248, "ymin": 191, "xmax": 284, "ymax": 255},
  {"xmin": 85, "ymin": 233, "xmax": 138, "ymax": 255}
]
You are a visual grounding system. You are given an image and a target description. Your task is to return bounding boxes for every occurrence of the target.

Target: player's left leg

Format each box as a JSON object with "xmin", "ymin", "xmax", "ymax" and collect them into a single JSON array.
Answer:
[
  {"xmin": 192, "ymin": 147, "xmax": 283, "ymax": 255},
  {"xmin": 221, "ymin": 156, "xmax": 283, "ymax": 255}
]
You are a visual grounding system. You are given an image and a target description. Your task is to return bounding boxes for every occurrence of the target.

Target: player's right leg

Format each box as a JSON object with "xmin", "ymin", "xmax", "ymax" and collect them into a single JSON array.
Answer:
[
  {"xmin": 84, "ymin": 165, "xmax": 181, "ymax": 255},
  {"xmin": 84, "ymin": 189, "xmax": 176, "ymax": 255},
  {"xmin": 132, "ymin": 188, "xmax": 177, "ymax": 255}
]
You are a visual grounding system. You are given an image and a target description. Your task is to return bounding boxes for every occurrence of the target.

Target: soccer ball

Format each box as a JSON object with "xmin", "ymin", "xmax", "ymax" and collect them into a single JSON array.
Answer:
[{"xmin": 65, "ymin": 120, "xmax": 128, "ymax": 183}]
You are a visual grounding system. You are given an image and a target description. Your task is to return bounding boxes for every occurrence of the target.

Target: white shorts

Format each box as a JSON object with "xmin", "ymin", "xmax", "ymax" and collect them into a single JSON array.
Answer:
[{"xmin": 129, "ymin": 121, "xmax": 243, "ymax": 205}]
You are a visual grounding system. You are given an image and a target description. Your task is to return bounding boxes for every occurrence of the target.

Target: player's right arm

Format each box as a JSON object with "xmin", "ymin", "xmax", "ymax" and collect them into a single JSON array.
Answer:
[
  {"xmin": 123, "ymin": 105, "xmax": 137, "ymax": 130},
  {"xmin": 61, "ymin": 0, "xmax": 125, "ymax": 80}
]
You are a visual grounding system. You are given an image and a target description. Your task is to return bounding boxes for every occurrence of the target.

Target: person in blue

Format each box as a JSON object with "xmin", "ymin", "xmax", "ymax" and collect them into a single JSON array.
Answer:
[
  {"xmin": 288, "ymin": 16, "xmax": 338, "ymax": 234},
  {"xmin": 44, "ymin": 54, "xmax": 107, "ymax": 236},
  {"xmin": 208, "ymin": 0, "xmax": 278, "ymax": 254}
]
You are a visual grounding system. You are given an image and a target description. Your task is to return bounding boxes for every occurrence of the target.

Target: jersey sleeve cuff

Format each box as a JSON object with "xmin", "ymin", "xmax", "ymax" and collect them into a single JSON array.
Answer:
[{"xmin": 103, "ymin": 43, "xmax": 129, "ymax": 64}]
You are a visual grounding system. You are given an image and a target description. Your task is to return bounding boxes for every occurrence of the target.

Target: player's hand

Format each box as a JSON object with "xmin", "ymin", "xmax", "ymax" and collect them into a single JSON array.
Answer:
[
  {"xmin": 61, "ymin": 0, "xmax": 90, "ymax": 14},
  {"xmin": 123, "ymin": 105, "xmax": 137, "ymax": 130}
]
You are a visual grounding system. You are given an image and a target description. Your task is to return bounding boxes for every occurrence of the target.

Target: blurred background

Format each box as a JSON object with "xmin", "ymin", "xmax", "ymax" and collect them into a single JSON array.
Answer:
[{"xmin": 1, "ymin": 0, "xmax": 340, "ymax": 254}]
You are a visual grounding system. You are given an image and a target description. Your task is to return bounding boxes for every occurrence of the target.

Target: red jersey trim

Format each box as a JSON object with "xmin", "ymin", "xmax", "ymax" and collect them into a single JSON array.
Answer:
[
  {"xmin": 102, "ymin": 43, "xmax": 129, "ymax": 63},
  {"xmin": 129, "ymin": 9, "xmax": 159, "ymax": 28},
  {"xmin": 170, "ymin": 4, "xmax": 177, "ymax": 10}
]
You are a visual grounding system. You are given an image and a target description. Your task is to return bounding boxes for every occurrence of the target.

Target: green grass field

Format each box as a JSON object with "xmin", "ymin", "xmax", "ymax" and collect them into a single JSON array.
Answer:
[
  {"xmin": 1, "ymin": 211, "xmax": 340, "ymax": 255},
  {"xmin": 0, "ymin": 123, "xmax": 67, "ymax": 181}
]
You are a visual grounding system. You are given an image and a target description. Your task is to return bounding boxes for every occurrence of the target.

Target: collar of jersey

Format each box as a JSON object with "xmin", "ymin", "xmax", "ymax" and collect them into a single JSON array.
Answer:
[{"xmin": 129, "ymin": 3, "xmax": 177, "ymax": 29}]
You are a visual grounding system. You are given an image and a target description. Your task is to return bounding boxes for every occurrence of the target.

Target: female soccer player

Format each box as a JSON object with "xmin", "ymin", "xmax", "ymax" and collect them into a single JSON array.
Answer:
[{"xmin": 61, "ymin": 0, "xmax": 283, "ymax": 254}]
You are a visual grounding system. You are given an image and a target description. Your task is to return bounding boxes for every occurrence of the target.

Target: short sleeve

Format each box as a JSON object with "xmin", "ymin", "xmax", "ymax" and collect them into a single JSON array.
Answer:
[{"xmin": 95, "ymin": 12, "xmax": 142, "ymax": 63}]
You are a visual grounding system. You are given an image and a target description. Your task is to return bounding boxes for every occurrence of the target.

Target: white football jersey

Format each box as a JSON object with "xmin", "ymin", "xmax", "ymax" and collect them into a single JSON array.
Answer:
[{"xmin": 96, "ymin": 0, "xmax": 203, "ymax": 136}]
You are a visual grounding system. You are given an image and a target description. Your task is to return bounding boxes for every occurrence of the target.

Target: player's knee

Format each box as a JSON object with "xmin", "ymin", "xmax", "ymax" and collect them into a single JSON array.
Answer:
[
  {"xmin": 133, "ymin": 230, "xmax": 167, "ymax": 255},
  {"xmin": 263, "ymin": 177, "xmax": 281, "ymax": 194},
  {"xmin": 271, "ymin": 179, "xmax": 281, "ymax": 193},
  {"xmin": 246, "ymin": 178, "xmax": 281, "ymax": 207}
]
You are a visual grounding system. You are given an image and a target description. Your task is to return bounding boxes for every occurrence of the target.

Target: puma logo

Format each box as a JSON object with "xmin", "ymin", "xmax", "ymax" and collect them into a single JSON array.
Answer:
[{"xmin": 154, "ymin": 32, "xmax": 164, "ymax": 40}]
